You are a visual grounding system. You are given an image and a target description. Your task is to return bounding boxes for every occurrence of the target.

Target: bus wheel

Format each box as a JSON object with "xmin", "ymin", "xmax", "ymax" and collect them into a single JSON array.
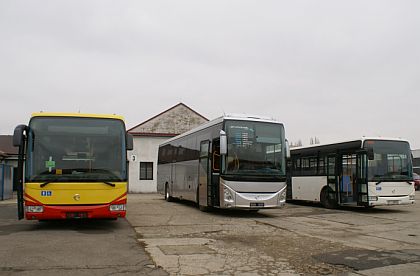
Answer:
[
  {"xmin": 320, "ymin": 187, "xmax": 336, "ymax": 209},
  {"xmin": 165, "ymin": 183, "xmax": 173, "ymax": 202}
]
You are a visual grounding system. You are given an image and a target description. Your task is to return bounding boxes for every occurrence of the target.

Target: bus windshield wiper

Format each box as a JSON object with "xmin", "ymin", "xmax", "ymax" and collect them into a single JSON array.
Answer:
[
  {"xmin": 40, "ymin": 181, "xmax": 115, "ymax": 187},
  {"xmin": 40, "ymin": 182, "xmax": 51, "ymax": 188},
  {"xmin": 103, "ymin": 181, "xmax": 116, "ymax": 187}
]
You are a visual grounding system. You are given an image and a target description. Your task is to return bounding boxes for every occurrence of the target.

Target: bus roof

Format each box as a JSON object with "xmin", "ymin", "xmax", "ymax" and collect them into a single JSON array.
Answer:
[
  {"xmin": 161, "ymin": 114, "xmax": 283, "ymax": 146},
  {"xmin": 291, "ymin": 137, "xmax": 411, "ymax": 156},
  {"xmin": 31, "ymin": 112, "xmax": 125, "ymax": 121}
]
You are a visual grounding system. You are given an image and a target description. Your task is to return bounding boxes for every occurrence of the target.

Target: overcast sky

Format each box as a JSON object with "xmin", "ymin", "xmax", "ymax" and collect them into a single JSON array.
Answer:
[{"xmin": 1, "ymin": 1, "xmax": 419, "ymax": 148}]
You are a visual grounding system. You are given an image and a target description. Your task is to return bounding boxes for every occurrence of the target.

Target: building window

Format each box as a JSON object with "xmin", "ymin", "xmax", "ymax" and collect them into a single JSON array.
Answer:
[{"xmin": 140, "ymin": 162, "xmax": 153, "ymax": 180}]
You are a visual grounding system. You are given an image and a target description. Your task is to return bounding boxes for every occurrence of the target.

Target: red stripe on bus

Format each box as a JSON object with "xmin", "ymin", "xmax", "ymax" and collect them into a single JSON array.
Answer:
[{"xmin": 112, "ymin": 192, "xmax": 128, "ymax": 203}]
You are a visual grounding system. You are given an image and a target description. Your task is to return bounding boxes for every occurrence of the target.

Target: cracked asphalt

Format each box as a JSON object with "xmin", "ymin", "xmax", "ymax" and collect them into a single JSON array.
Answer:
[{"xmin": 127, "ymin": 193, "xmax": 420, "ymax": 275}]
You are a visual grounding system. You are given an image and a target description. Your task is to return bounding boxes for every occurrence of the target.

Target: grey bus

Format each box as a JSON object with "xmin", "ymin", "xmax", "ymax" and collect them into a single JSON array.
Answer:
[{"xmin": 157, "ymin": 114, "xmax": 288, "ymax": 211}]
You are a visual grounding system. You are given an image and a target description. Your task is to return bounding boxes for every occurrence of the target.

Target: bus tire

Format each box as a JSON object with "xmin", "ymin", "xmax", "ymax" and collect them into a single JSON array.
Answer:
[
  {"xmin": 320, "ymin": 187, "xmax": 336, "ymax": 209},
  {"xmin": 165, "ymin": 183, "xmax": 173, "ymax": 202}
]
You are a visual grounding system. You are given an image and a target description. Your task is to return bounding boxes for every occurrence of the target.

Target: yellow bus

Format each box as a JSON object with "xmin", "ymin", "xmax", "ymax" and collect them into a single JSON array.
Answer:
[{"xmin": 13, "ymin": 113, "xmax": 133, "ymax": 220}]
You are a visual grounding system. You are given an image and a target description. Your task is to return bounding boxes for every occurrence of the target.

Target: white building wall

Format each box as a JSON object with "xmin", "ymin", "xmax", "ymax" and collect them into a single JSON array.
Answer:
[{"xmin": 128, "ymin": 136, "xmax": 169, "ymax": 193}]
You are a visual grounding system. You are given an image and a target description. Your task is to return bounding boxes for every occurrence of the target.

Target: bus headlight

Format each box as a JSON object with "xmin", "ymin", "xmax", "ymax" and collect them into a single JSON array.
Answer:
[
  {"xmin": 110, "ymin": 204, "xmax": 126, "ymax": 211},
  {"xmin": 368, "ymin": 196, "xmax": 378, "ymax": 201},
  {"xmin": 26, "ymin": 206, "xmax": 44, "ymax": 213},
  {"xmin": 224, "ymin": 188, "xmax": 234, "ymax": 203},
  {"xmin": 279, "ymin": 189, "xmax": 286, "ymax": 203}
]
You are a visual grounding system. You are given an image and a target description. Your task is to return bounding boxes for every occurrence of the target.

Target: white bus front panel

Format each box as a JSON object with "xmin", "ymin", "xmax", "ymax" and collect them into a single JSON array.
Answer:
[{"xmin": 368, "ymin": 182, "xmax": 415, "ymax": 206}]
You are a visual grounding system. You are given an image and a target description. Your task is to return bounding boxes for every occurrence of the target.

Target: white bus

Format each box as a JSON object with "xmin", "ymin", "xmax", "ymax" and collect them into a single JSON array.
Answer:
[
  {"xmin": 157, "ymin": 114, "xmax": 288, "ymax": 211},
  {"xmin": 287, "ymin": 137, "xmax": 415, "ymax": 208}
]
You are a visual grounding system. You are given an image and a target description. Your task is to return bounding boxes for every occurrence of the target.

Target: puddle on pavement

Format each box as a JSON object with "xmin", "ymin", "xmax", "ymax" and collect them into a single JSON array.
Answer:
[{"xmin": 313, "ymin": 249, "xmax": 420, "ymax": 270}]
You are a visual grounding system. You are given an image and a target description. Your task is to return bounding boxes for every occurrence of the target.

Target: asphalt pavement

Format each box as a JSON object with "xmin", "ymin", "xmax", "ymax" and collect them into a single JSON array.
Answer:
[
  {"xmin": 0, "ymin": 199, "xmax": 168, "ymax": 276},
  {"xmin": 2, "ymin": 192, "xmax": 420, "ymax": 275}
]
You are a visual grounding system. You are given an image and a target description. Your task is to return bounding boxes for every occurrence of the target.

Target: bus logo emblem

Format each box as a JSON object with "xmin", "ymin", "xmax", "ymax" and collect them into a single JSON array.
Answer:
[
  {"xmin": 73, "ymin": 194, "xmax": 81, "ymax": 201},
  {"xmin": 41, "ymin": 191, "xmax": 52, "ymax": 196}
]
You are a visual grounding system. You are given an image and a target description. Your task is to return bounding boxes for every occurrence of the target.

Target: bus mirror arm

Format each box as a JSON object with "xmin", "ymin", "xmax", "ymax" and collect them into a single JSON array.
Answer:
[
  {"xmin": 220, "ymin": 130, "xmax": 227, "ymax": 155},
  {"xmin": 285, "ymin": 139, "xmax": 291, "ymax": 159},
  {"xmin": 126, "ymin": 133, "xmax": 134, "ymax": 151},
  {"xmin": 13, "ymin": 124, "xmax": 28, "ymax": 220},
  {"xmin": 13, "ymin": 125, "xmax": 28, "ymax": 147}
]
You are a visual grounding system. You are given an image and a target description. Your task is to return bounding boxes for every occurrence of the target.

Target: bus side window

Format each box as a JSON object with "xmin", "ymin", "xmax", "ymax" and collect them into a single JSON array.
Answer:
[
  {"xmin": 318, "ymin": 156, "xmax": 326, "ymax": 175},
  {"xmin": 293, "ymin": 158, "xmax": 302, "ymax": 176}
]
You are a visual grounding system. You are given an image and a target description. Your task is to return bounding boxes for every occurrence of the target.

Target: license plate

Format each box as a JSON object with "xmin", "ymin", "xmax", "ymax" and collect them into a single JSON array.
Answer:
[
  {"xmin": 250, "ymin": 202, "xmax": 264, "ymax": 207},
  {"xmin": 387, "ymin": 200, "xmax": 400, "ymax": 205},
  {"xmin": 66, "ymin": 212, "xmax": 88, "ymax": 219}
]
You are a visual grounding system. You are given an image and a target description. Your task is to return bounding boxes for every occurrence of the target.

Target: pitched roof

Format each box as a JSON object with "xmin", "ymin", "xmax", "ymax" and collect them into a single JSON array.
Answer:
[
  {"xmin": 0, "ymin": 135, "xmax": 17, "ymax": 156},
  {"xmin": 128, "ymin": 103, "xmax": 209, "ymax": 137}
]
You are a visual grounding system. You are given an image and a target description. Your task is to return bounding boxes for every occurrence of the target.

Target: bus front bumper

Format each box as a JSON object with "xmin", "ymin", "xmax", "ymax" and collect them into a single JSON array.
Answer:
[
  {"xmin": 369, "ymin": 195, "xmax": 415, "ymax": 207},
  {"xmin": 222, "ymin": 185, "xmax": 287, "ymax": 209}
]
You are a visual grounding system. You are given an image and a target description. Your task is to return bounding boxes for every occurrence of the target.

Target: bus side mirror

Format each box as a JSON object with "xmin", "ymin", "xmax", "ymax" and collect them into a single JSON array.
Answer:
[
  {"xmin": 367, "ymin": 148, "xmax": 374, "ymax": 160},
  {"xmin": 13, "ymin": 125, "xmax": 28, "ymax": 147},
  {"xmin": 126, "ymin": 133, "xmax": 134, "ymax": 151},
  {"xmin": 286, "ymin": 139, "xmax": 291, "ymax": 159},
  {"xmin": 220, "ymin": 130, "xmax": 227, "ymax": 155}
]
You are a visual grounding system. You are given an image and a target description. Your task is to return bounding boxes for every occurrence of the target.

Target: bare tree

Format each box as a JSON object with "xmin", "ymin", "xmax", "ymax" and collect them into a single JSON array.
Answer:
[
  {"xmin": 310, "ymin": 137, "xmax": 320, "ymax": 145},
  {"xmin": 290, "ymin": 140, "xmax": 303, "ymax": 148}
]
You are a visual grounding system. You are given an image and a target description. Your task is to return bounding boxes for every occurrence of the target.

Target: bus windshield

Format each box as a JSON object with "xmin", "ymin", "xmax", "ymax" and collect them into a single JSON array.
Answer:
[
  {"xmin": 26, "ymin": 117, "xmax": 127, "ymax": 182},
  {"xmin": 224, "ymin": 120, "xmax": 285, "ymax": 179},
  {"xmin": 364, "ymin": 140, "xmax": 413, "ymax": 182}
]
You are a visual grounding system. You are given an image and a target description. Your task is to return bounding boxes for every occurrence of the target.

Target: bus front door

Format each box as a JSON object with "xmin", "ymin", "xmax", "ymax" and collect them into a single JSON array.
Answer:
[
  {"xmin": 326, "ymin": 154, "xmax": 338, "ymax": 208},
  {"xmin": 198, "ymin": 141, "xmax": 211, "ymax": 210},
  {"xmin": 210, "ymin": 139, "xmax": 220, "ymax": 207},
  {"xmin": 356, "ymin": 152, "xmax": 369, "ymax": 206},
  {"xmin": 339, "ymin": 154, "xmax": 358, "ymax": 205}
]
